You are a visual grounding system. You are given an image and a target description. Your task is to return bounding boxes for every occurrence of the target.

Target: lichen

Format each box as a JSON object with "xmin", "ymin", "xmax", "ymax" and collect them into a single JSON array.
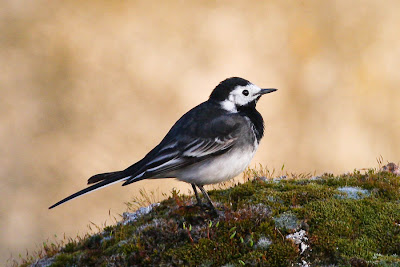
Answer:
[{"xmin": 336, "ymin": 186, "xmax": 370, "ymax": 199}]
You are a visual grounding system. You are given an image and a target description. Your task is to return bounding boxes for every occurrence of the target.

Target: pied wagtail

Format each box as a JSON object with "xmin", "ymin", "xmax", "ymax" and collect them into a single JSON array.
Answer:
[{"xmin": 49, "ymin": 77, "xmax": 277, "ymax": 214}]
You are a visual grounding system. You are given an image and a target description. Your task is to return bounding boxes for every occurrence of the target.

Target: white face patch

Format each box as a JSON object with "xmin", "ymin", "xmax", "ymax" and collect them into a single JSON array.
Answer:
[
  {"xmin": 220, "ymin": 99, "xmax": 237, "ymax": 112},
  {"xmin": 220, "ymin": 83, "xmax": 262, "ymax": 112}
]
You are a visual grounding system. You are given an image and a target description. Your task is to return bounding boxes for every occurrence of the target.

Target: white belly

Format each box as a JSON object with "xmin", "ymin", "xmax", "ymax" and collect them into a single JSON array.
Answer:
[{"xmin": 173, "ymin": 145, "xmax": 258, "ymax": 185}]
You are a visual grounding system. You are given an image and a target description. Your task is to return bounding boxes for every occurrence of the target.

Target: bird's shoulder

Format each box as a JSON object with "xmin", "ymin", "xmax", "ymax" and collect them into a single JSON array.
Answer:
[{"xmin": 167, "ymin": 100, "xmax": 248, "ymax": 139}]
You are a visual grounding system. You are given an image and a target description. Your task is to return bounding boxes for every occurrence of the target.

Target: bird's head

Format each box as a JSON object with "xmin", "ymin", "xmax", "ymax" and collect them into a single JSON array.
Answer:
[{"xmin": 209, "ymin": 77, "xmax": 277, "ymax": 112}]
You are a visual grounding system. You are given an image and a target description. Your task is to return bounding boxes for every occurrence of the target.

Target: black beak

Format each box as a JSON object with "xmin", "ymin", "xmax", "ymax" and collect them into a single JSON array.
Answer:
[{"xmin": 258, "ymin": 88, "xmax": 277, "ymax": 95}]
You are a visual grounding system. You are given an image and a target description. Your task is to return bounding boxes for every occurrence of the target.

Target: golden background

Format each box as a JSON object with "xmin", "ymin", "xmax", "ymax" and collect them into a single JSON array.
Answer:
[{"xmin": 1, "ymin": 0, "xmax": 399, "ymax": 263}]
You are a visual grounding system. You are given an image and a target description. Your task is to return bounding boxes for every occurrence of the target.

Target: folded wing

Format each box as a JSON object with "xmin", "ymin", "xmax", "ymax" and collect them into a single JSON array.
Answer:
[{"xmin": 121, "ymin": 135, "xmax": 237, "ymax": 185}]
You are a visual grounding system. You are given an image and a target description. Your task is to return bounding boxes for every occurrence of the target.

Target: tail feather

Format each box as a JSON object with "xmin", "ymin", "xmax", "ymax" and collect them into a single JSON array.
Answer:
[
  {"xmin": 49, "ymin": 171, "xmax": 128, "ymax": 209},
  {"xmin": 87, "ymin": 171, "xmax": 123, "ymax": 184}
]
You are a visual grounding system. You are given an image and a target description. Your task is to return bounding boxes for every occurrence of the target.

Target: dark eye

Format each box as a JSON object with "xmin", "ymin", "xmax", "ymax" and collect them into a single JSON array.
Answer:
[{"xmin": 242, "ymin": 90, "xmax": 249, "ymax": 96}]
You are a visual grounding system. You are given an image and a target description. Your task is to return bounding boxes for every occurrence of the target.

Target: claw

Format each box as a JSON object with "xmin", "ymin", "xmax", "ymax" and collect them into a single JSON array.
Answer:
[{"xmin": 191, "ymin": 184, "xmax": 223, "ymax": 217}]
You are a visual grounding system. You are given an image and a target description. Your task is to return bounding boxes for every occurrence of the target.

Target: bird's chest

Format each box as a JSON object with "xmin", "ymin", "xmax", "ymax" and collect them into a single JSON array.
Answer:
[
  {"xmin": 177, "ymin": 142, "xmax": 258, "ymax": 185},
  {"xmin": 239, "ymin": 109, "xmax": 264, "ymax": 142}
]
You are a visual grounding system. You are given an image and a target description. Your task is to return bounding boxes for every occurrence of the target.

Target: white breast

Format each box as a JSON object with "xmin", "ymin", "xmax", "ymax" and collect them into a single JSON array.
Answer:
[{"xmin": 173, "ymin": 144, "xmax": 258, "ymax": 185}]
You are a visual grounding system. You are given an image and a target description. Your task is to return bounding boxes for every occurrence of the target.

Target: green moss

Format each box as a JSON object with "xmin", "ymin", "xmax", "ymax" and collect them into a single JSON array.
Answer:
[
  {"xmin": 265, "ymin": 240, "xmax": 299, "ymax": 266},
  {"xmin": 62, "ymin": 242, "xmax": 77, "ymax": 253},
  {"xmin": 18, "ymin": 168, "xmax": 400, "ymax": 266},
  {"xmin": 51, "ymin": 253, "xmax": 78, "ymax": 267},
  {"xmin": 305, "ymin": 198, "xmax": 400, "ymax": 264},
  {"xmin": 165, "ymin": 238, "xmax": 230, "ymax": 265}
]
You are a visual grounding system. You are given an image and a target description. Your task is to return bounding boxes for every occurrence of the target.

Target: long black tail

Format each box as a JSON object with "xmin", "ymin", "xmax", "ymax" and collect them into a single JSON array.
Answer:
[
  {"xmin": 87, "ymin": 171, "xmax": 123, "ymax": 184},
  {"xmin": 49, "ymin": 171, "xmax": 127, "ymax": 209}
]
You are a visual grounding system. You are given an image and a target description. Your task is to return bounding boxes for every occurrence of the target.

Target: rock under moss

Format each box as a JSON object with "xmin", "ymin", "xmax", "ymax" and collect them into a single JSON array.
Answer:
[{"xmin": 18, "ymin": 168, "xmax": 400, "ymax": 266}]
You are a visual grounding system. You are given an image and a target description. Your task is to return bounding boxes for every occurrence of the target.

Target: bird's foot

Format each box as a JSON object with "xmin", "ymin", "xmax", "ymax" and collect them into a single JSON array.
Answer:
[
  {"xmin": 210, "ymin": 208, "xmax": 224, "ymax": 217},
  {"xmin": 186, "ymin": 202, "xmax": 220, "ymax": 216},
  {"xmin": 195, "ymin": 201, "xmax": 209, "ymax": 209},
  {"xmin": 196, "ymin": 201, "xmax": 224, "ymax": 217}
]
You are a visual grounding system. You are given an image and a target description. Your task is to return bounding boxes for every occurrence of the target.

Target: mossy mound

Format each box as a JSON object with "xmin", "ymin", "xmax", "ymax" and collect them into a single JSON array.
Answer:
[{"xmin": 21, "ymin": 169, "xmax": 400, "ymax": 266}]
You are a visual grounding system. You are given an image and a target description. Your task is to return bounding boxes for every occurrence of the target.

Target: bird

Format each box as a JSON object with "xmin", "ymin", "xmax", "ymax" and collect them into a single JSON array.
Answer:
[{"xmin": 49, "ymin": 77, "xmax": 277, "ymax": 214}]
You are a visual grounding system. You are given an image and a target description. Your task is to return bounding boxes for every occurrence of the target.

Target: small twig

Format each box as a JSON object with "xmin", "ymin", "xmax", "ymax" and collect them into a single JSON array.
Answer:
[
  {"xmin": 183, "ymin": 223, "xmax": 194, "ymax": 243},
  {"xmin": 275, "ymin": 227, "xmax": 285, "ymax": 241}
]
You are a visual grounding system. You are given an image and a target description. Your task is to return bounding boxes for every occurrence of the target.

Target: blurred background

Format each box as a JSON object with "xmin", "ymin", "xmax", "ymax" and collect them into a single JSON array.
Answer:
[{"xmin": 1, "ymin": 0, "xmax": 399, "ymax": 264}]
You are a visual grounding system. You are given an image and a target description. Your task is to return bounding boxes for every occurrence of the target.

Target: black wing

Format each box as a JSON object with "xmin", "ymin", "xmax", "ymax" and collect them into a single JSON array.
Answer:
[{"xmin": 122, "ymin": 101, "xmax": 244, "ymax": 185}]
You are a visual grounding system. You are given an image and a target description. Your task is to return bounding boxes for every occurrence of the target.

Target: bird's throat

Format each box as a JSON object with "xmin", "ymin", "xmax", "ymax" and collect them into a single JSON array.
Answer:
[{"xmin": 237, "ymin": 104, "xmax": 265, "ymax": 142}]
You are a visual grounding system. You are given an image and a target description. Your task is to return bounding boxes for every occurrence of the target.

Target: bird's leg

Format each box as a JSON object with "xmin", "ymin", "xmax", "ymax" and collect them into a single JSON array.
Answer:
[
  {"xmin": 197, "ymin": 185, "xmax": 221, "ymax": 216},
  {"xmin": 191, "ymin": 183, "xmax": 202, "ymax": 206}
]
